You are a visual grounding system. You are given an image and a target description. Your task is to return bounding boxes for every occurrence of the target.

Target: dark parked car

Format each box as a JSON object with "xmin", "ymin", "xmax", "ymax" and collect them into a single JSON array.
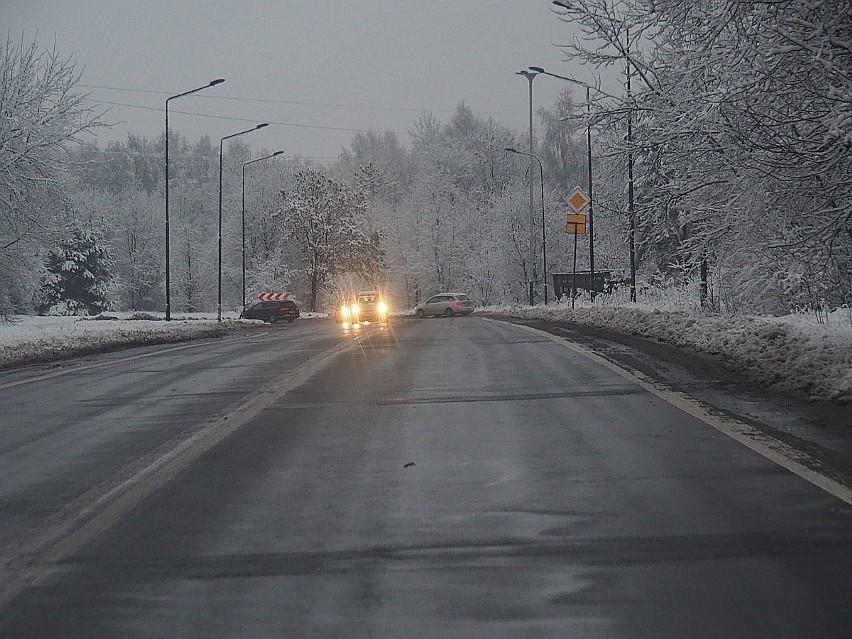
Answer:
[
  {"xmin": 240, "ymin": 299, "xmax": 300, "ymax": 323},
  {"xmin": 414, "ymin": 293, "xmax": 474, "ymax": 317}
]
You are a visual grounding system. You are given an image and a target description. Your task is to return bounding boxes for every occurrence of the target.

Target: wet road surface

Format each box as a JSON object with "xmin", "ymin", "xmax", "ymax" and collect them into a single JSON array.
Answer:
[{"xmin": 1, "ymin": 317, "xmax": 851, "ymax": 637}]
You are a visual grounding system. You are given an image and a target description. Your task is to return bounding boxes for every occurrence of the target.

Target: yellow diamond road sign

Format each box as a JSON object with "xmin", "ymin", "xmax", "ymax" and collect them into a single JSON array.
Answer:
[{"xmin": 565, "ymin": 187, "xmax": 590, "ymax": 213}]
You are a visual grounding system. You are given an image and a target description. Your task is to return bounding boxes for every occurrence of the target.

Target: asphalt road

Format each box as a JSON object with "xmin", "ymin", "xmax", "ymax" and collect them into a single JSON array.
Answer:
[{"xmin": 1, "ymin": 316, "xmax": 851, "ymax": 637}]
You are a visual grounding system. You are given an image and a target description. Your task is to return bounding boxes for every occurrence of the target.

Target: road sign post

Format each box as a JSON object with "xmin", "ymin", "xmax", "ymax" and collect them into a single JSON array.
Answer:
[{"xmin": 564, "ymin": 187, "xmax": 591, "ymax": 310}]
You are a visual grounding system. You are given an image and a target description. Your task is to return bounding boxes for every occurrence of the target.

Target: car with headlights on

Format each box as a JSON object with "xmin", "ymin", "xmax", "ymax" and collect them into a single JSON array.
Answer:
[
  {"xmin": 414, "ymin": 293, "xmax": 474, "ymax": 318},
  {"xmin": 337, "ymin": 290, "xmax": 389, "ymax": 323}
]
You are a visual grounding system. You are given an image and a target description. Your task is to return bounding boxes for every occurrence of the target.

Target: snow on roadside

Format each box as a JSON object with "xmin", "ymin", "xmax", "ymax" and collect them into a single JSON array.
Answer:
[
  {"xmin": 0, "ymin": 313, "xmax": 236, "ymax": 369},
  {"xmin": 2, "ymin": 306, "xmax": 849, "ymax": 405},
  {"xmin": 485, "ymin": 303, "xmax": 852, "ymax": 405}
]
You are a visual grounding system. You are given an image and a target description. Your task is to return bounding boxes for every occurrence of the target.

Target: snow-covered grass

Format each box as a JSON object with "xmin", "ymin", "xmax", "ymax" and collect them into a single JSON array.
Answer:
[
  {"xmin": 0, "ymin": 312, "xmax": 238, "ymax": 368},
  {"xmin": 2, "ymin": 302, "xmax": 849, "ymax": 405},
  {"xmin": 484, "ymin": 299, "xmax": 852, "ymax": 405},
  {"xmin": 0, "ymin": 311, "xmax": 335, "ymax": 371}
]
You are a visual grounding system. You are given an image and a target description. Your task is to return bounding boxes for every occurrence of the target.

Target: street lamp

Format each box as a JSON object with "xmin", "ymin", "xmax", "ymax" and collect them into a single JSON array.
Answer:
[
  {"xmin": 242, "ymin": 150, "xmax": 284, "ymax": 313},
  {"xmin": 218, "ymin": 123, "xmax": 268, "ymax": 322},
  {"xmin": 528, "ymin": 66, "xmax": 597, "ymax": 301},
  {"xmin": 626, "ymin": 50, "xmax": 637, "ymax": 303},
  {"xmin": 549, "ymin": 1, "xmax": 637, "ymax": 301},
  {"xmin": 516, "ymin": 69, "xmax": 538, "ymax": 306},
  {"xmin": 505, "ymin": 148, "xmax": 548, "ymax": 305},
  {"xmin": 165, "ymin": 78, "xmax": 224, "ymax": 320}
]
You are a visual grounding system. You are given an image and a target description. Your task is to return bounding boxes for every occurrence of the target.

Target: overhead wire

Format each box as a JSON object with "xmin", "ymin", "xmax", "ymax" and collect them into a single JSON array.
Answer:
[
  {"xmin": 89, "ymin": 98, "xmax": 410, "ymax": 135},
  {"xmin": 79, "ymin": 83, "xmax": 438, "ymax": 114},
  {"xmin": 79, "ymin": 82, "xmax": 529, "ymax": 126},
  {"xmin": 68, "ymin": 146, "xmax": 338, "ymax": 162}
]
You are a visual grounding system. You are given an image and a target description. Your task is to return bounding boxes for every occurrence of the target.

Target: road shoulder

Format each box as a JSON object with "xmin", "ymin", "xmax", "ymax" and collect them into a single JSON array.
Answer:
[{"xmin": 492, "ymin": 316, "xmax": 852, "ymax": 495}]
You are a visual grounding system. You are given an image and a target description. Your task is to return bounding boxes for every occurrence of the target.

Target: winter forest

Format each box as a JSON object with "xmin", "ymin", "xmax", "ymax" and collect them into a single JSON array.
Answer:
[{"xmin": 2, "ymin": 0, "xmax": 850, "ymax": 317}]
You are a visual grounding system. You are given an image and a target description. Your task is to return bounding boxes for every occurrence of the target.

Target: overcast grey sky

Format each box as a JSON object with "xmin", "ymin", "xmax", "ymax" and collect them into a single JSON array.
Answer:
[{"xmin": 3, "ymin": 0, "xmax": 590, "ymax": 161}]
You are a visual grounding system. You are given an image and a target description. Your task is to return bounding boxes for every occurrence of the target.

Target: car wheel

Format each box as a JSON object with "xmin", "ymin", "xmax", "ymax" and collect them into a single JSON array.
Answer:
[
  {"xmin": 269, "ymin": 315, "xmax": 278, "ymax": 324},
  {"xmin": 443, "ymin": 307, "xmax": 454, "ymax": 317},
  {"xmin": 416, "ymin": 308, "xmax": 425, "ymax": 318},
  {"xmin": 286, "ymin": 317, "xmax": 295, "ymax": 323}
]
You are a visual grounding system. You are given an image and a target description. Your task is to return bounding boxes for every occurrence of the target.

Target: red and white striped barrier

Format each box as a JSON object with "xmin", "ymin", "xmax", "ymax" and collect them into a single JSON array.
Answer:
[{"xmin": 257, "ymin": 292, "xmax": 291, "ymax": 301}]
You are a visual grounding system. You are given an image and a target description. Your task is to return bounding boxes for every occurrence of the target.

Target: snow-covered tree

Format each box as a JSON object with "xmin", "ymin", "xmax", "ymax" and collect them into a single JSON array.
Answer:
[
  {"xmin": 171, "ymin": 183, "xmax": 215, "ymax": 313},
  {"xmin": 75, "ymin": 134, "xmax": 162, "ymax": 195},
  {"xmin": 34, "ymin": 220, "xmax": 114, "ymax": 315},
  {"xmin": 338, "ymin": 134, "xmax": 418, "ymax": 306},
  {"xmin": 552, "ymin": 0, "xmax": 852, "ymax": 313},
  {"xmin": 247, "ymin": 245, "xmax": 295, "ymax": 304},
  {"xmin": 0, "ymin": 35, "xmax": 104, "ymax": 315},
  {"xmin": 538, "ymin": 88, "xmax": 587, "ymax": 195},
  {"xmin": 165, "ymin": 135, "xmax": 219, "ymax": 313},
  {"xmin": 403, "ymin": 105, "xmax": 534, "ymax": 302},
  {"xmin": 239, "ymin": 154, "xmax": 296, "ymax": 306},
  {"xmin": 278, "ymin": 168, "xmax": 384, "ymax": 311},
  {"xmin": 76, "ymin": 184, "xmax": 162, "ymax": 311}
]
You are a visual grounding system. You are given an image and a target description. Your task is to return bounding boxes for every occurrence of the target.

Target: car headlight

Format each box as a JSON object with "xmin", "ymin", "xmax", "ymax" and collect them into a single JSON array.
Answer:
[
  {"xmin": 377, "ymin": 302, "xmax": 387, "ymax": 314},
  {"xmin": 340, "ymin": 306, "xmax": 350, "ymax": 318},
  {"xmin": 351, "ymin": 303, "xmax": 360, "ymax": 315}
]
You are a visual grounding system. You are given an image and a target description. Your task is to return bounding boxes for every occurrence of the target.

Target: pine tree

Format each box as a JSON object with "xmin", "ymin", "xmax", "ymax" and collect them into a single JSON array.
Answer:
[{"xmin": 35, "ymin": 223, "xmax": 115, "ymax": 315}]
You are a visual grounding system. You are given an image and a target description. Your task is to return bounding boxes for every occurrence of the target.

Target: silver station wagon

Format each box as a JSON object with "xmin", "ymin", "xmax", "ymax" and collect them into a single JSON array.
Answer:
[{"xmin": 414, "ymin": 293, "xmax": 475, "ymax": 318}]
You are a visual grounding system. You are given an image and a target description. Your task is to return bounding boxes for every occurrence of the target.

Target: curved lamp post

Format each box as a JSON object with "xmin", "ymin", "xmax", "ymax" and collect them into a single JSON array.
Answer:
[
  {"xmin": 218, "ymin": 123, "xmax": 268, "ymax": 322},
  {"xmin": 241, "ymin": 150, "xmax": 284, "ymax": 313},
  {"xmin": 506, "ymin": 148, "xmax": 547, "ymax": 305},
  {"xmin": 165, "ymin": 78, "xmax": 224, "ymax": 320},
  {"xmin": 516, "ymin": 69, "xmax": 539, "ymax": 306},
  {"xmin": 529, "ymin": 66, "xmax": 597, "ymax": 301}
]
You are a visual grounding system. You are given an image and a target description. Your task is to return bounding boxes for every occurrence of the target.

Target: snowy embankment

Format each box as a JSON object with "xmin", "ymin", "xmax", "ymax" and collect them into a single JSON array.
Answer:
[
  {"xmin": 0, "ymin": 311, "xmax": 335, "ymax": 370},
  {"xmin": 0, "ymin": 313, "xmax": 237, "ymax": 369},
  {"xmin": 485, "ymin": 303, "xmax": 852, "ymax": 405}
]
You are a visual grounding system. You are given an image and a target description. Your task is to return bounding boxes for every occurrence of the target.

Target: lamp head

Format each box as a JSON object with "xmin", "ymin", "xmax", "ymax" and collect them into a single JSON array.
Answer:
[
  {"xmin": 272, "ymin": 150, "xmax": 284, "ymax": 156},
  {"xmin": 209, "ymin": 78, "xmax": 225, "ymax": 86},
  {"xmin": 256, "ymin": 123, "xmax": 269, "ymax": 129},
  {"xmin": 529, "ymin": 66, "xmax": 545, "ymax": 73}
]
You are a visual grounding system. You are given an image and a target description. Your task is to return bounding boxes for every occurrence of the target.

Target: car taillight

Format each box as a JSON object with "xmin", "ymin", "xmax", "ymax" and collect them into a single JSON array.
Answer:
[{"xmin": 454, "ymin": 300, "xmax": 462, "ymax": 307}]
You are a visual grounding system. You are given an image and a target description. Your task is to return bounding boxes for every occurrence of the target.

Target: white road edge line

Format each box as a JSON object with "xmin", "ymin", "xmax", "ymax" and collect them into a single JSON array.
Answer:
[{"xmin": 508, "ymin": 320, "xmax": 852, "ymax": 508}]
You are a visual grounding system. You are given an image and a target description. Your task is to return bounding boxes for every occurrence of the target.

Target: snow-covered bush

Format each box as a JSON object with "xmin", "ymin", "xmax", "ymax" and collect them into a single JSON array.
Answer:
[{"xmin": 34, "ymin": 222, "xmax": 115, "ymax": 316}]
